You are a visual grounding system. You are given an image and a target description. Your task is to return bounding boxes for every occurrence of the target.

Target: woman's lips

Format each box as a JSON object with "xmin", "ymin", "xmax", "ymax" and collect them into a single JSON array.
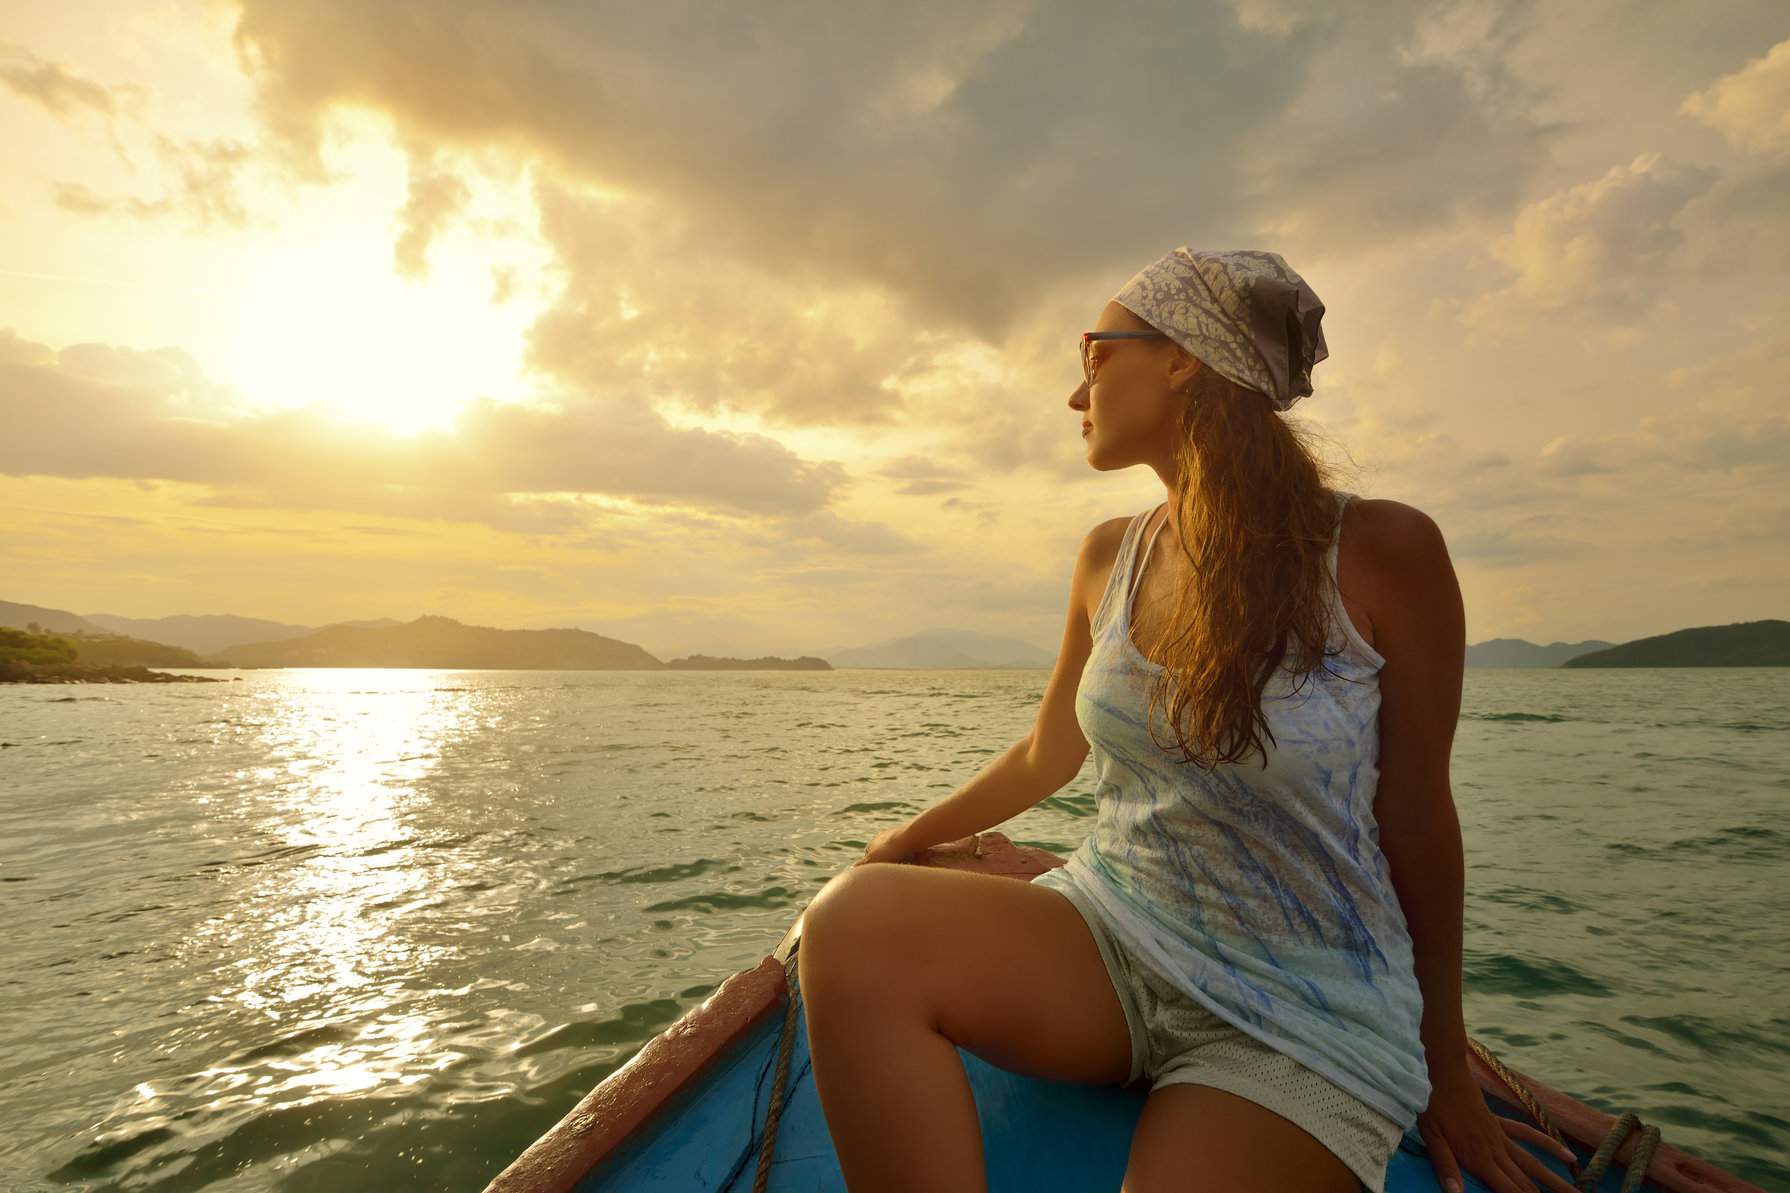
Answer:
[{"xmin": 1081, "ymin": 422, "xmax": 1092, "ymax": 437}]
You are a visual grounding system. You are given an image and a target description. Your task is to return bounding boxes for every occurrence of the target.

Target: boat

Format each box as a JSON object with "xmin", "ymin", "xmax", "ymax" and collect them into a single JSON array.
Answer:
[{"xmin": 481, "ymin": 832, "xmax": 1763, "ymax": 1193}]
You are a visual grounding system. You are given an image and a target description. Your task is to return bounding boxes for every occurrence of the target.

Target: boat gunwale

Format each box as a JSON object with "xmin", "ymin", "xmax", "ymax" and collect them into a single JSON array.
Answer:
[{"xmin": 480, "ymin": 832, "xmax": 1763, "ymax": 1193}]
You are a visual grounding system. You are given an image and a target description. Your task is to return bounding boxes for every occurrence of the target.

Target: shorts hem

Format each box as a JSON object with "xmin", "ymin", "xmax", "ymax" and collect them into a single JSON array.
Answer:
[
  {"xmin": 1149, "ymin": 1070, "xmax": 1394, "ymax": 1193},
  {"xmin": 1031, "ymin": 867, "xmax": 1148, "ymax": 1088}
]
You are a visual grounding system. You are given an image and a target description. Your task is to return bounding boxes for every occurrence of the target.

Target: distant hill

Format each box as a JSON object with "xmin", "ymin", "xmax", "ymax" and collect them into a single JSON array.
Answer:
[
  {"xmin": 1465, "ymin": 638, "xmax": 1615, "ymax": 669},
  {"xmin": 1562, "ymin": 620, "xmax": 1790, "ymax": 668},
  {"xmin": 0, "ymin": 626, "xmax": 211, "ymax": 678},
  {"xmin": 211, "ymin": 615, "xmax": 665, "ymax": 670},
  {"xmin": 70, "ymin": 635, "xmax": 210, "ymax": 668},
  {"xmin": 826, "ymin": 627, "xmax": 1056, "ymax": 670},
  {"xmin": 665, "ymin": 655, "xmax": 833, "ymax": 671},
  {"xmin": 0, "ymin": 599, "xmax": 109, "ymax": 636},
  {"xmin": 83, "ymin": 613, "xmax": 401, "ymax": 656}
]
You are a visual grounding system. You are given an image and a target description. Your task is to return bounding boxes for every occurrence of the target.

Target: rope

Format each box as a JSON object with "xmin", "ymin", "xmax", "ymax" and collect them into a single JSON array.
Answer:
[
  {"xmin": 1571, "ymin": 1112, "xmax": 1663, "ymax": 1193},
  {"xmin": 1467, "ymin": 1036, "xmax": 1663, "ymax": 1192},
  {"xmin": 1466, "ymin": 1037, "xmax": 1574, "ymax": 1165},
  {"xmin": 751, "ymin": 951, "xmax": 803, "ymax": 1193}
]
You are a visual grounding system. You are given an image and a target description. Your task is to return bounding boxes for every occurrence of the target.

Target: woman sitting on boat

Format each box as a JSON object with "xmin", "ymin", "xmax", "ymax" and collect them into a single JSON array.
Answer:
[{"xmin": 796, "ymin": 248, "xmax": 1580, "ymax": 1193}]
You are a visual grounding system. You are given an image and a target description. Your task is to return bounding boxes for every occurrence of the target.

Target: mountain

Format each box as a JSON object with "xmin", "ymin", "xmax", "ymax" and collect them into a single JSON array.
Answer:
[
  {"xmin": 0, "ymin": 599, "xmax": 110, "ymax": 636},
  {"xmin": 1464, "ymin": 638, "xmax": 1615, "ymax": 669},
  {"xmin": 1561, "ymin": 620, "xmax": 1790, "ymax": 668},
  {"xmin": 826, "ymin": 627, "xmax": 1056, "ymax": 670},
  {"xmin": 82, "ymin": 613, "xmax": 400, "ymax": 656},
  {"xmin": 210, "ymin": 615, "xmax": 665, "ymax": 670}
]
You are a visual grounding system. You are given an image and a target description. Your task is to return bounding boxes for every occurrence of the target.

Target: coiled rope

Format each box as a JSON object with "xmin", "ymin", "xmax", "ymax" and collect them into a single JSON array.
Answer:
[
  {"xmin": 1467, "ymin": 1036, "xmax": 1662, "ymax": 1192},
  {"xmin": 751, "ymin": 951, "xmax": 803, "ymax": 1193}
]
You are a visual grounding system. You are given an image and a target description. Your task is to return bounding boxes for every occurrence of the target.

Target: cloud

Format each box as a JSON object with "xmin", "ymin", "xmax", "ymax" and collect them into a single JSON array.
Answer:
[
  {"xmin": 0, "ymin": 40, "xmax": 147, "ymax": 121},
  {"xmin": 54, "ymin": 134, "xmax": 256, "ymax": 230},
  {"xmin": 228, "ymin": 0, "xmax": 1561, "ymax": 343},
  {"xmin": 1535, "ymin": 330, "xmax": 1790, "ymax": 486},
  {"xmin": 0, "ymin": 329, "xmax": 858, "ymax": 527},
  {"xmin": 1683, "ymin": 38, "xmax": 1790, "ymax": 159},
  {"xmin": 874, "ymin": 454, "xmax": 972, "ymax": 497},
  {"xmin": 525, "ymin": 183, "xmax": 939, "ymax": 426},
  {"xmin": 1444, "ymin": 523, "xmax": 1590, "ymax": 567},
  {"xmin": 393, "ymin": 155, "xmax": 470, "ymax": 280},
  {"xmin": 1459, "ymin": 151, "xmax": 1718, "ymax": 335}
]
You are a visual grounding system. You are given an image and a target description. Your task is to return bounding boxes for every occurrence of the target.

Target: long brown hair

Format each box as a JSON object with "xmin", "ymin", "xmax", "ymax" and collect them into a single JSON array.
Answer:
[{"xmin": 1144, "ymin": 365, "xmax": 1350, "ymax": 770}]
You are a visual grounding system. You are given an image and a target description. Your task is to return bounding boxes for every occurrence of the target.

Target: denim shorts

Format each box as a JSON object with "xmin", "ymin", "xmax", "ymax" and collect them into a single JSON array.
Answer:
[{"xmin": 1032, "ymin": 867, "xmax": 1407, "ymax": 1193}]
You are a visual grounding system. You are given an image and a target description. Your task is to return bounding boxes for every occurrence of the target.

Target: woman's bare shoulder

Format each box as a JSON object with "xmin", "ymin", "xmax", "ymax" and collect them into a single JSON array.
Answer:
[
  {"xmin": 1083, "ymin": 514, "xmax": 1133, "ymax": 552},
  {"xmin": 1338, "ymin": 497, "xmax": 1458, "ymax": 640},
  {"xmin": 1342, "ymin": 497, "xmax": 1449, "ymax": 571},
  {"xmin": 1067, "ymin": 515, "xmax": 1135, "ymax": 619}
]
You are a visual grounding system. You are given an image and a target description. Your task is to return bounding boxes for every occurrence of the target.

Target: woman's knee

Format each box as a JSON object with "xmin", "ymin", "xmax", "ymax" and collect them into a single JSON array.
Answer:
[{"xmin": 799, "ymin": 863, "xmax": 923, "ymax": 978}]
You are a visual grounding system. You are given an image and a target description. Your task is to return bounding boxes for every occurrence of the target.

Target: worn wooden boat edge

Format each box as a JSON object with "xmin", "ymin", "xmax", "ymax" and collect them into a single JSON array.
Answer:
[{"xmin": 481, "ymin": 831, "xmax": 1764, "ymax": 1193}]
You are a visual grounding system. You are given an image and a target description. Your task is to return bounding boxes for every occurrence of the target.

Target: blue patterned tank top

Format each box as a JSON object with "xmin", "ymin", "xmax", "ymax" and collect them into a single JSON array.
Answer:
[{"xmin": 1034, "ymin": 490, "xmax": 1431, "ymax": 1127}]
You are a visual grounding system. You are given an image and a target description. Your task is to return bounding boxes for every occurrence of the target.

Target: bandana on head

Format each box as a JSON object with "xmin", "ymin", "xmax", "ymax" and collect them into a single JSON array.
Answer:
[{"xmin": 1110, "ymin": 248, "xmax": 1327, "ymax": 412}]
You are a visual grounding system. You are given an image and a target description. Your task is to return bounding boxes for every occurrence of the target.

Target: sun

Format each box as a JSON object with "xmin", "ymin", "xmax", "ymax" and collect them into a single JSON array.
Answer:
[{"xmin": 224, "ymin": 136, "xmax": 552, "ymax": 436}]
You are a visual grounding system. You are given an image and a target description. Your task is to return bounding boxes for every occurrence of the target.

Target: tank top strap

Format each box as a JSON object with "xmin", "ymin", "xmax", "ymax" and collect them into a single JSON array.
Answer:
[
  {"xmin": 1091, "ymin": 504, "xmax": 1168, "ymax": 639},
  {"xmin": 1325, "ymin": 489, "xmax": 1348, "ymax": 566},
  {"xmin": 1321, "ymin": 489, "xmax": 1386, "ymax": 668}
]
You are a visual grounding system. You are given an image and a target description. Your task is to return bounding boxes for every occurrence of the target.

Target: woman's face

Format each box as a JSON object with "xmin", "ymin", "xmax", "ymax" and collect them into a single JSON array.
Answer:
[{"xmin": 1069, "ymin": 300, "xmax": 1199, "ymax": 473}]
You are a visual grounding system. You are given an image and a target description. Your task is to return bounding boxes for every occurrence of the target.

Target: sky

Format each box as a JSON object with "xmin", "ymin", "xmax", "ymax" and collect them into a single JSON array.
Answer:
[{"xmin": 0, "ymin": 0, "xmax": 1785, "ymax": 660}]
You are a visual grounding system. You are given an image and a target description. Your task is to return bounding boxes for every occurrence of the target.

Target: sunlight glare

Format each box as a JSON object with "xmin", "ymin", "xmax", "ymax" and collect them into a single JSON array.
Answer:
[{"xmin": 226, "ymin": 138, "xmax": 551, "ymax": 435}]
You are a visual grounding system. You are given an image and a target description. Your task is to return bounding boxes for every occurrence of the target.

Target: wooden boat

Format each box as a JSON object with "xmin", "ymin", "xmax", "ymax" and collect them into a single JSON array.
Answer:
[{"xmin": 482, "ymin": 832, "xmax": 1763, "ymax": 1193}]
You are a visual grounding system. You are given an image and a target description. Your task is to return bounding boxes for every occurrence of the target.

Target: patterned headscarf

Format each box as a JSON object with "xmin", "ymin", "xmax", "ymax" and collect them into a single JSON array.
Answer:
[{"xmin": 1110, "ymin": 248, "xmax": 1327, "ymax": 411}]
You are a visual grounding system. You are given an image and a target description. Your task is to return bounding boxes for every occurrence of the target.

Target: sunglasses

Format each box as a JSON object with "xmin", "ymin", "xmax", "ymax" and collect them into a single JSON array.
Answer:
[{"xmin": 1080, "ymin": 330, "xmax": 1168, "ymax": 387}]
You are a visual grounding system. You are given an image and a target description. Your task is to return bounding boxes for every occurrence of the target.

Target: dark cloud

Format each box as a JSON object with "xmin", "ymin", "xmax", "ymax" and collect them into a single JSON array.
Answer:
[{"xmin": 230, "ymin": 0, "xmax": 1560, "ymax": 344}]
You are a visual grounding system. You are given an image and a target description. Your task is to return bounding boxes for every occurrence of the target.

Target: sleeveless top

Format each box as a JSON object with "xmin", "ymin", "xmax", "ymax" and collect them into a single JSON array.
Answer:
[{"xmin": 1033, "ymin": 490, "xmax": 1432, "ymax": 1128}]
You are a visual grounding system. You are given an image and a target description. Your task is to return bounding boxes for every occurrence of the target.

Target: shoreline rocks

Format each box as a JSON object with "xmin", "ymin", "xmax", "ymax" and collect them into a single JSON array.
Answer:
[{"xmin": 0, "ymin": 661, "xmax": 227, "ymax": 684}]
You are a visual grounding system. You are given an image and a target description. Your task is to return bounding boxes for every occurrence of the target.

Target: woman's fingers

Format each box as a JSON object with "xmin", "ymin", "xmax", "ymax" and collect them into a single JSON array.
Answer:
[
  {"xmin": 1503, "ymin": 1140, "xmax": 1578, "ymax": 1193},
  {"xmin": 1496, "ymin": 1117, "xmax": 1576, "ymax": 1166}
]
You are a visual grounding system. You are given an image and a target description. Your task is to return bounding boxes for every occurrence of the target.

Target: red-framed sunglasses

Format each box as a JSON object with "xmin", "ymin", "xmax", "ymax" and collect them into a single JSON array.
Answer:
[{"xmin": 1080, "ymin": 330, "xmax": 1167, "ymax": 386}]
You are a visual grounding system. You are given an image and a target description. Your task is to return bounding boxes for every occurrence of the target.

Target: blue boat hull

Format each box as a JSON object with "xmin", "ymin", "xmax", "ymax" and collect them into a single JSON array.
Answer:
[
  {"xmin": 577, "ymin": 989, "xmax": 1599, "ymax": 1193},
  {"xmin": 487, "ymin": 834, "xmax": 1739, "ymax": 1193}
]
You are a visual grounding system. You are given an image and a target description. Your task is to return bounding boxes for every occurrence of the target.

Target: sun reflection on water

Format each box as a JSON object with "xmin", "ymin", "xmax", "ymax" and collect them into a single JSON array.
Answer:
[{"xmin": 195, "ymin": 669, "xmax": 485, "ymax": 1102}]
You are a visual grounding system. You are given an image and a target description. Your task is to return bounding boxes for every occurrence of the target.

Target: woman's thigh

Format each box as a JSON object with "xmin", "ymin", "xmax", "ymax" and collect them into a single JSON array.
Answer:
[
  {"xmin": 1123, "ymin": 1083, "xmax": 1362, "ymax": 1193},
  {"xmin": 797, "ymin": 862, "xmax": 1133, "ymax": 1087}
]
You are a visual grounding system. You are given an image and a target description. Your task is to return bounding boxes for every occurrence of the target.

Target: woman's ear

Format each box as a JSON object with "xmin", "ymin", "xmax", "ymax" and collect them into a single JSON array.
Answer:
[{"xmin": 1169, "ymin": 352, "xmax": 1204, "ymax": 396}]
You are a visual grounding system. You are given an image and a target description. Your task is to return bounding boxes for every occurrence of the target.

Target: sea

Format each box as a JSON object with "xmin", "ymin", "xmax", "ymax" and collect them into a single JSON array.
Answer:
[{"xmin": 1, "ymin": 667, "xmax": 1786, "ymax": 1192}]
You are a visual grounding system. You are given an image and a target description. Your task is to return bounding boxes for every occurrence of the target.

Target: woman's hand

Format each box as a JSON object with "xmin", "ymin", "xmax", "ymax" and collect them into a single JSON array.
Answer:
[
  {"xmin": 852, "ymin": 824, "xmax": 920, "ymax": 867},
  {"xmin": 1417, "ymin": 1061, "xmax": 1578, "ymax": 1193}
]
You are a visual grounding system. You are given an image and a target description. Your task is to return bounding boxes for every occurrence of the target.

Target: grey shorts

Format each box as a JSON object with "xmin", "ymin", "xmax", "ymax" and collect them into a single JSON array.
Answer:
[{"xmin": 1032, "ymin": 867, "xmax": 1407, "ymax": 1193}]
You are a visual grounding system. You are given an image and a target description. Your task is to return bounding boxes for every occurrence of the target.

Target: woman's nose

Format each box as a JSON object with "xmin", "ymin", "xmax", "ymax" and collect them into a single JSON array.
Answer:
[{"xmin": 1068, "ymin": 379, "xmax": 1089, "ymax": 410}]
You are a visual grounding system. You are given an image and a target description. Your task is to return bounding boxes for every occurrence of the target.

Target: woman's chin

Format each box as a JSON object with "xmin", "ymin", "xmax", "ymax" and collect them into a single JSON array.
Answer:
[{"xmin": 1083, "ymin": 443, "xmax": 1120, "ymax": 471}]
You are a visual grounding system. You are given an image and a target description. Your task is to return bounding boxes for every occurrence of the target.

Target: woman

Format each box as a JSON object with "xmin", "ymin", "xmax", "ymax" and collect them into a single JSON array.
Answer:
[{"xmin": 796, "ymin": 248, "xmax": 1577, "ymax": 1193}]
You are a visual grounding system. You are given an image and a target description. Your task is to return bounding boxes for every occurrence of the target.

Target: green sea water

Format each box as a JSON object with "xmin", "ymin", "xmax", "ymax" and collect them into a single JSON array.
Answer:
[{"xmin": 1, "ymin": 667, "xmax": 1785, "ymax": 1191}]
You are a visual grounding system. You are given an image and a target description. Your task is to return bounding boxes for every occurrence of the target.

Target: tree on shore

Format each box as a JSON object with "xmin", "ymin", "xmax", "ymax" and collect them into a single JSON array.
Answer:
[{"xmin": 1, "ymin": 627, "xmax": 79, "ymax": 665}]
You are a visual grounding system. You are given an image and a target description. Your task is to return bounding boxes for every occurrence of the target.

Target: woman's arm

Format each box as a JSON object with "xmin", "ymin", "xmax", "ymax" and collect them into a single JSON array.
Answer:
[
  {"xmin": 1352, "ymin": 499, "xmax": 1469, "ymax": 1079},
  {"xmin": 1354, "ymin": 499, "xmax": 1574, "ymax": 1193},
  {"xmin": 874, "ymin": 518, "xmax": 1124, "ymax": 858}
]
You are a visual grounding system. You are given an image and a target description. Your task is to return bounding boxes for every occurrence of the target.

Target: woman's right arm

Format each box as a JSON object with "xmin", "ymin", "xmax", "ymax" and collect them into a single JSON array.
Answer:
[{"xmin": 855, "ymin": 519, "xmax": 1125, "ymax": 865}]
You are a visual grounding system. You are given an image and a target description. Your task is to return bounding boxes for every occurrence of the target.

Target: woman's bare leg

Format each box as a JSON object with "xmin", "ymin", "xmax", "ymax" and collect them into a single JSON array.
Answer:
[
  {"xmin": 1122, "ymin": 1083, "xmax": 1364, "ymax": 1193},
  {"xmin": 796, "ymin": 862, "xmax": 1133, "ymax": 1193}
]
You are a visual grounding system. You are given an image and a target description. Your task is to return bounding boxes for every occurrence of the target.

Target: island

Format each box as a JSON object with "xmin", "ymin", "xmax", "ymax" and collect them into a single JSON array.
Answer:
[
  {"xmin": 664, "ymin": 654, "xmax": 833, "ymax": 671},
  {"xmin": 0, "ymin": 627, "xmax": 224, "ymax": 683},
  {"xmin": 1562, "ymin": 619, "xmax": 1790, "ymax": 667},
  {"xmin": 210, "ymin": 615, "xmax": 667, "ymax": 670}
]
